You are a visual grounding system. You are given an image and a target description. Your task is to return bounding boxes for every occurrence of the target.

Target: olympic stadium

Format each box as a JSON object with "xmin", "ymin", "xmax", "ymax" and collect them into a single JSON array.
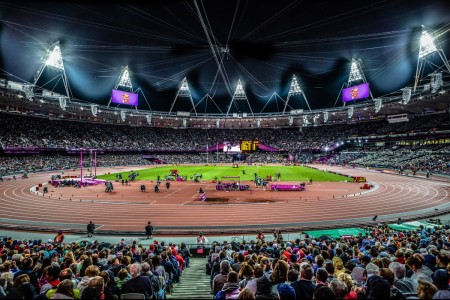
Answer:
[{"xmin": 0, "ymin": 1, "xmax": 450, "ymax": 299}]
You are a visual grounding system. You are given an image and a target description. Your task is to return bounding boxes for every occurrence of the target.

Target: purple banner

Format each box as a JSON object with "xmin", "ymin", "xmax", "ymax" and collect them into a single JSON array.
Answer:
[
  {"xmin": 257, "ymin": 143, "xmax": 279, "ymax": 152},
  {"xmin": 342, "ymin": 83, "xmax": 370, "ymax": 102},
  {"xmin": 112, "ymin": 89, "xmax": 139, "ymax": 106}
]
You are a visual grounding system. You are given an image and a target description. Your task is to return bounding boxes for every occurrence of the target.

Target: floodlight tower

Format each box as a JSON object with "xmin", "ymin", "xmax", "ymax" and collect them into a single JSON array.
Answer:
[
  {"xmin": 32, "ymin": 41, "xmax": 72, "ymax": 102},
  {"xmin": 226, "ymin": 79, "xmax": 254, "ymax": 117},
  {"xmin": 283, "ymin": 74, "xmax": 311, "ymax": 114},
  {"xmin": 107, "ymin": 66, "xmax": 133, "ymax": 107},
  {"xmin": 414, "ymin": 25, "xmax": 450, "ymax": 92},
  {"xmin": 334, "ymin": 58, "xmax": 373, "ymax": 107},
  {"xmin": 169, "ymin": 77, "xmax": 197, "ymax": 115}
]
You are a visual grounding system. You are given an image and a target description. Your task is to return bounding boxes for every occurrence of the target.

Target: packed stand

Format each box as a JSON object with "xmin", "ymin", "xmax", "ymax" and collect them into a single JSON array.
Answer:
[
  {"xmin": 0, "ymin": 236, "xmax": 191, "ymax": 299},
  {"xmin": 206, "ymin": 224, "xmax": 450, "ymax": 299}
]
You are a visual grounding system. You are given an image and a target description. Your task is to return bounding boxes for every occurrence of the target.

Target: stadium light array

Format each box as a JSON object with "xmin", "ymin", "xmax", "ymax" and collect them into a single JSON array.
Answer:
[
  {"xmin": 288, "ymin": 75, "xmax": 302, "ymax": 96},
  {"xmin": 44, "ymin": 42, "xmax": 64, "ymax": 70},
  {"xmin": 348, "ymin": 59, "xmax": 363, "ymax": 83},
  {"xmin": 347, "ymin": 106, "xmax": 354, "ymax": 119},
  {"xmin": 323, "ymin": 111, "xmax": 329, "ymax": 123},
  {"xmin": 401, "ymin": 87, "xmax": 412, "ymax": 105},
  {"xmin": 118, "ymin": 66, "xmax": 133, "ymax": 89},
  {"xmin": 418, "ymin": 29, "xmax": 437, "ymax": 59}
]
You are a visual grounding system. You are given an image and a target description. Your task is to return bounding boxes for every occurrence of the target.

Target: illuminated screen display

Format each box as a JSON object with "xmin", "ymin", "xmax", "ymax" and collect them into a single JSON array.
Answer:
[
  {"xmin": 223, "ymin": 141, "xmax": 241, "ymax": 153},
  {"xmin": 240, "ymin": 140, "xmax": 259, "ymax": 152},
  {"xmin": 111, "ymin": 89, "xmax": 139, "ymax": 106},
  {"xmin": 342, "ymin": 83, "xmax": 370, "ymax": 102}
]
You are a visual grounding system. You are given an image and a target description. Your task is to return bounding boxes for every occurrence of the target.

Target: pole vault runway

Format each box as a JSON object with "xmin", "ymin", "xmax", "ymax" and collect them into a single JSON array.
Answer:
[{"xmin": 0, "ymin": 165, "xmax": 449, "ymax": 235}]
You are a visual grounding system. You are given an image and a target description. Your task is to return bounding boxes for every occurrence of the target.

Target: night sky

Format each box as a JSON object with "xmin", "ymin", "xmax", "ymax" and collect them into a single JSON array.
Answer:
[{"xmin": 0, "ymin": 0, "xmax": 449, "ymax": 114}]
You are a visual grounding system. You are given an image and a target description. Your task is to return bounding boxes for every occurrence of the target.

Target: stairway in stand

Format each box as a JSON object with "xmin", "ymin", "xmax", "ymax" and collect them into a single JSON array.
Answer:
[{"xmin": 168, "ymin": 257, "xmax": 212, "ymax": 299}]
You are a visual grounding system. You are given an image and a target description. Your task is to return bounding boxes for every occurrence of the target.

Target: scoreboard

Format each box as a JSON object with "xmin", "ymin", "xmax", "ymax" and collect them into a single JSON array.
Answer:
[{"xmin": 240, "ymin": 140, "xmax": 259, "ymax": 152}]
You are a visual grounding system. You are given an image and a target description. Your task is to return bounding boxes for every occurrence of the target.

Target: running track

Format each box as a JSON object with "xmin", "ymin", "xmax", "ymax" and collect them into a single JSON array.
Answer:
[{"xmin": 0, "ymin": 165, "xmax": 449, "ymax": 235}]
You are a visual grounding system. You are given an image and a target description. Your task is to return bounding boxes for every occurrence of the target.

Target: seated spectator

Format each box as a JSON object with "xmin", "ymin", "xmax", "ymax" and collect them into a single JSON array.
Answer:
[
  {"xmin": 313, "ymin": 285, "xmax": 336, "ymax": 300},
  {"xmin": 337, "ymin": 273, "xmax": 357, "ymax": 299},
  {"xmin": 77, "ymin": 265, "xmax": 100, "ymax": 295},
  {"xmin": 120, "ymin": 263, "xmax": 153, "ymax": 299},
  {"xmin": 291, "ymin": 262, "xmax": 316, "ymax": 300},
  {"xmin": 114, "ymin": 268, "xmax": 130, "ymax": 289},
  {"xmin": 5, "ymin": 274, "xmax": 35, "ymax": 300},
  {"xmin": 364, "ymin": 275, "xmax": 391, "ymax": 299},
  {"xmin": 329, "ymin": 278, "xmax": 348, "ymax": 299},
  {"xmin": 255, "ymin": 275, "xmax": 277, "ymax": 299},
  {"xmin": 215, "ymin": 271, "xmax": 240, "ymax": 299},
  {"xmin": 416, "ymin": 279, "xmax": 438, "ymax": 299},
  {"xmin": 46, "ymin": 268, "xmax": 81, "ymax": 299},
  {"xmin": 431, "ymin": 269, "xmax": 450, "ymax": 299},
  {"xmin": 389, "ymin": 261, "xmax": 415, "ymax": 293},
  {"xmin": 212, "ymin": 260, "xmax": 230, "ymax": 296},
  {"xmin": 49, "ymin": 279, "xmax": 74, "ymax": 299}
]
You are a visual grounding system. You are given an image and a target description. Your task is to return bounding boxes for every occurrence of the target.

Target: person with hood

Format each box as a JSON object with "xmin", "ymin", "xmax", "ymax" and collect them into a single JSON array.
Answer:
[
  {"xmin": 214, "ymin": 271, "xmax": 240, "ymax": 299},
  {"xmin": 255, "ymin": 275, "xmax": 278, "ymax": 299},
  {"xmin": 77, "ymin": 265, "xmax": 100, "ymax": 295}
]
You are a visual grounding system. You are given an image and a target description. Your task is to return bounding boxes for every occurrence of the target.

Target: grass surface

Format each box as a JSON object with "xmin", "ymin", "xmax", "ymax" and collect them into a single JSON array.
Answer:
[{"xmin": 98, "ymin": 165, "xmax": 352, "ymax": 182}]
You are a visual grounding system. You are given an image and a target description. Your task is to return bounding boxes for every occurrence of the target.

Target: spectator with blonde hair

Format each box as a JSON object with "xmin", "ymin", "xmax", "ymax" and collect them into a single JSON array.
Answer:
[{"xmin": 337, "ymin": 273, "xmax": 357, "ymax": 299}]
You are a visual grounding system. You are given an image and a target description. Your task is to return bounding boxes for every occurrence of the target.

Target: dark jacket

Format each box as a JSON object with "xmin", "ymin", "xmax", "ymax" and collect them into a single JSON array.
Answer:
[{"xmin": 120, "ymin": 275, "xmax": 153, "ymax": 299}]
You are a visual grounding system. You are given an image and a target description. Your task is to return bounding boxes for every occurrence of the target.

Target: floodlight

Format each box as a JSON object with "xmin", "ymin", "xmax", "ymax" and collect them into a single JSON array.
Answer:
[
  {"xmin": 118, "ymin": 66, "xmax": 132, "ymax": 89},
  {"xmin": 347, "ymin": 106, "xmax": 354, "ymax": 118},
  {"xmin": 288, "ymin": 75, "xmax": 302, "ymax": 96},
  {"xmin": 284, "ymin": 74, "xmax": 311, "ymax": 113},
  {"xmin": 120, "ymin": 110, "xmax": 126, "ymax": 122},
  {"xmin": 91, "ymin": 105, "xmax": 98, "ymax": 117},
  {"xmin": 146, "ymin": 114, "xmax": 152, "ymax": 124},
  {"xmin": 45, "ymin": 42, "xmax": 64, "ymax": 70},
  {"xmin": 170, "ymin": 77, "xmax": 197, "ymax": 115},
  {"xmin": 227, "ymin": 79, "xmax": 253, "ymax": 116},
  {"xmin": 414, "ymin": 26, "xmax": 450, "ymax": 92},
  {"xmin": 234, "ymin": 80, "xmax": 246, "ymax": 98},
  {"xmin": 374, "ymin": 98, "xmax": 382, "ymax": 113},
  {"xmin": 323, "ymin": 111, "xmax": 329, "ymax": 123},
  {"xmin": 348, "ymin": 59, "xmax": 363, "ymax": 83},
  {"xmin": 59, "ymin": 96, "xmax": 67, "ymax": 111},
  {"xmin": 401, "ymin": 88, "xmax": 412, "ymax": 105},
  {"xmin": 419, "ymin": 29, "xmax": 437, "ymax": 59},
  {"xmin": 430, "ymin": 72, "xmax": 443, "ymax": 93}
]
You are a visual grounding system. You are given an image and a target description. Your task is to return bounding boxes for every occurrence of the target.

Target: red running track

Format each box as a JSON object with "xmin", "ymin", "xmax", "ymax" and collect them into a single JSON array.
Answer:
[{"xmin": 0, "ymin": 165, "xmax": 449, "ymax": 234}]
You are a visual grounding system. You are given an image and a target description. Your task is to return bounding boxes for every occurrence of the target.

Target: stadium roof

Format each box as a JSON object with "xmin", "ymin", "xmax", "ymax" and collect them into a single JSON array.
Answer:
[{"xmin": 0, "ymin": 0, "xmax": 450, "ymax": 115}]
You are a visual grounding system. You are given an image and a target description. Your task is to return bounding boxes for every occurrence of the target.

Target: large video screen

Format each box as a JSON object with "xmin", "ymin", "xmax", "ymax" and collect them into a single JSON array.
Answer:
[
  {"xmin": 223, "ymin": 141, "xmax": 241, "ymax": 153},
  {"xmin": 112, "ymin": 89, "xmax": 139, "ymax": 106},
  {"xmin": 342, "ymin": 83, "xmax": 370, "ymax": 102}
]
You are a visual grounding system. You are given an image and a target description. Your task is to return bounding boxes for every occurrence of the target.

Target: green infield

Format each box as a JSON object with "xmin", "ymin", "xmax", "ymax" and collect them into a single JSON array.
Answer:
[{"xmin": 97, "ymin": 165, "xmax": 352, "ymax": 182}]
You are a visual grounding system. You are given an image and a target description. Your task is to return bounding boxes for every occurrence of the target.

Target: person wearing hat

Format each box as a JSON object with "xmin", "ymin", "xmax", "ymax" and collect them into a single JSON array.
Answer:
[{"xmin": 432, "ymin": 269, "xmax": 450, "ymax": 299}]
